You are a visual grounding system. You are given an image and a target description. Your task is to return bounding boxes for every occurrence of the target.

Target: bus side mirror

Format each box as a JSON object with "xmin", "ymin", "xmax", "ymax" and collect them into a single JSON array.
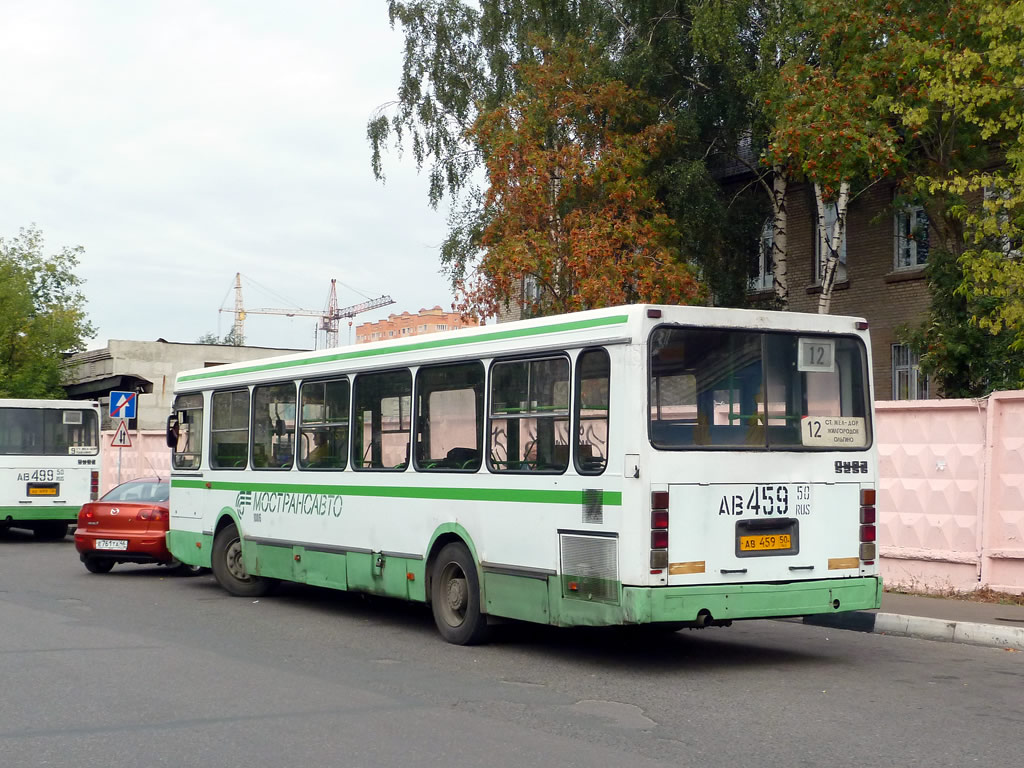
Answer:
[{"xmin": 166, "ymin": 415, "xmax": 180, "ymax": 448}]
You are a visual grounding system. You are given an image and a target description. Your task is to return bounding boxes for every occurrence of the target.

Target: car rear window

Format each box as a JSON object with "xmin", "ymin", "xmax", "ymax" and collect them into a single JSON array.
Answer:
[{"xmin": 101, "ymin": 481, "xmax": 169, "ymax": 503}]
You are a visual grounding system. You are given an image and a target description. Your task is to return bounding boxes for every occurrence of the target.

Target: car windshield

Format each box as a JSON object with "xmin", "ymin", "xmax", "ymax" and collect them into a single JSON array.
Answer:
[
  {"xmin": 649, "ymin": 327, "xmax": 871, "ymax": 450},
  {"xmin": 101, "ymin": 480, "xmax": 169, "ymax": 503}
]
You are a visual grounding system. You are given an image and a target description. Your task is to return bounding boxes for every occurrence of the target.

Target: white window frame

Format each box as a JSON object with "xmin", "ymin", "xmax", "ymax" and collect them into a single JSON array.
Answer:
[
  {"xmin": 891, "ymin": 343, "xmax": 929, "ymax": 400},
  {"xmin": 815, "ymin": 201, "xmax": 847, "ymax": 283},
  {"xmin": 894, "ymin": 205, "xmax": 930, "ymax": 271},
  {"xmin": 983, "ymin": 186, "xmax": 1022, "ymax": 260}
]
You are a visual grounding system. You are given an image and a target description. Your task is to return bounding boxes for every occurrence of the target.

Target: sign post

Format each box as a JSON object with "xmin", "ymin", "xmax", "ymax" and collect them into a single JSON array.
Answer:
[
  {"xmin": 111, "ymin": 419, "xmax": 132, "ymax": 485},
  {"xmin": 109, "ymin": 392, "xmax": 137, "ymax": 487}
]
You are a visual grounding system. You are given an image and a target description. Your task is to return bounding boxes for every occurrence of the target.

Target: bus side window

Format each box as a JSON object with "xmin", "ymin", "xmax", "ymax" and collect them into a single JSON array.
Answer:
[
  {"xmin": 414, "ymin": 361, "xmax": 484, "ymax": 472},
  {"xmin": 210, "ymin": 389, "xmax": 249, "ymax": 470},
  {"xmin": 171, "ymin": 393, "xmax": 204, "ymax": 470},
  {"xmin": 352, "ymin": 369, "xmax": 411, "ymax": 471},
  {"xmin": 489, "ymin": 357, "xmax": 570, "ymax": 473},
  {"xmin": 251, "ymin": 383, "xmax": 296, "ymax": 470},
  {"xmin": 298, "ymin": 378, "xmax": 350, "ymax": 470},
  {"xmin": 575, "ymin": 348, "xmax": 609, "ymax": 475}
]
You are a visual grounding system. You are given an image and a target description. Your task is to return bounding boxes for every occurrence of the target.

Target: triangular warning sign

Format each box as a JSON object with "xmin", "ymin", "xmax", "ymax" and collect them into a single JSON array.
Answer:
[{"xmin": 111, "ymin": 419, "xmax": 132, "ymax": 448}]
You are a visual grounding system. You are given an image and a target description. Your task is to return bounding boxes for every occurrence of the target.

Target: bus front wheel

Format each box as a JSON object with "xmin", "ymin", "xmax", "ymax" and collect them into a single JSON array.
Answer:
[
  {"xmin": 430, "ymin": 542, "xmax": 489, "ymax": 645},
  {"xmin": 212, "ymin": 523, "xmax": 270, "ymax": 597}
]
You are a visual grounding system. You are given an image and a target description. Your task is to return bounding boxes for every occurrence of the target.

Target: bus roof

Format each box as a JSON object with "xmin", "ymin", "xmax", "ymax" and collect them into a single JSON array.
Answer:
[
  {"xmin": 173, "ymin": 304, "xmax": 869, "ymax": 391},
  {"xmin": 0, "ymin": 398, "xmax": 100, "ymax": 409}
]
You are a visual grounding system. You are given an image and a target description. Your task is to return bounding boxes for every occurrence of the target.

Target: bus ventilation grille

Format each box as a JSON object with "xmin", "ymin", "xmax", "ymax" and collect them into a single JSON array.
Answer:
[
  {"xmin": 559, "ymin": 533, "xmax": 618, "ymax": 603},
  {"xmin": 582, "ymin": 489, "xmax": 603, "ymax": 525}
]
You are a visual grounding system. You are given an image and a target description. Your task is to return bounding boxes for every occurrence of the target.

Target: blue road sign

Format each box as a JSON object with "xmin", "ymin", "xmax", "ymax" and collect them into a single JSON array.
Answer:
[{"xmin": 109, "ymin": 390, "xmax": 137, "ymax": 420}]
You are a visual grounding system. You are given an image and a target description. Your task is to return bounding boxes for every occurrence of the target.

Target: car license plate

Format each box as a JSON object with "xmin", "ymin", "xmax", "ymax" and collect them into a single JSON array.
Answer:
[
  {"xmin": 95, "ymin": 539, "xmax": 128, "ymax": 551},
  {"xmin": 739, "ymin": 533, "xmax": 792, "ymax": 552}
]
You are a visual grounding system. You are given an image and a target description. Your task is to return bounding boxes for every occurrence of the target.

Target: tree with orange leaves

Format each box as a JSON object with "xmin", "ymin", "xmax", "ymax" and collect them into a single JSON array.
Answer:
[{"xmin": 455, "ymin": 41, "xmax": 702, "ymax": 318}]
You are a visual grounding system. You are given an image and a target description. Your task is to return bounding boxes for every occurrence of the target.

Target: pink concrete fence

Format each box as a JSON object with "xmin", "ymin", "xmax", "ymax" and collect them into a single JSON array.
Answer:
[
  {"xmin": 99, "ymin": 431, "xmax": 171, "ymax": 494},
  {"xmin": 877, "ymin": 391, "xmax": 1024, "ymax": 595}
]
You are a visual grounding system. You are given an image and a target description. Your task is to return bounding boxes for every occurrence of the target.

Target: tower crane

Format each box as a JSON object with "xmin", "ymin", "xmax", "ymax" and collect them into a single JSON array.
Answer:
[{"xmin": 223, "ymin": 273, "xmax": 394, "ymax": 348}]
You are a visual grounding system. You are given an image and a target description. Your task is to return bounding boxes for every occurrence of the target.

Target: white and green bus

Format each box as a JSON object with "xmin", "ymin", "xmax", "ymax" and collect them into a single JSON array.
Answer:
[
  {"xmin": 0, "ymin": 398, "xmax": 101, "ymax": 539},
  {"xmin": 166, "ymin": 304, "xmax": 880, "ymax": 644}
]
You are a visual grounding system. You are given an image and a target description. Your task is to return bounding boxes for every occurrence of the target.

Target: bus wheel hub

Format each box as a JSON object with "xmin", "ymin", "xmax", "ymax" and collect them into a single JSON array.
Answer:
[{"xmin": 446, "ymin": 578, "xmax": 467, "ymax": 612}]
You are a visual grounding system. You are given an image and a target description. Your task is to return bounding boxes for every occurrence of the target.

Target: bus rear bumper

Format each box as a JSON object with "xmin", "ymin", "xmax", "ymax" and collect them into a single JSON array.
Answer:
[{"xmin": 623, "ymin": 576, "xmax": 883, "ymax": 625}]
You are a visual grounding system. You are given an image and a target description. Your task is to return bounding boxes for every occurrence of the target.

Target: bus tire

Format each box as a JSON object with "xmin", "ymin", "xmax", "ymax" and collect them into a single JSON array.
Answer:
[
  {"xmin": 430, "ymin": 542, "xmax": 489, "ymax": 645},
  {"xmin": 33, "ymin": 522, "xmax": 69, "ymax": 540},
  {"xmin": 212, "ymin": 523, "xmax": 270, "ymax": 597},
  {"xmin": 83, "ymin": 558, "xmax": 114, "ymax": 574}
]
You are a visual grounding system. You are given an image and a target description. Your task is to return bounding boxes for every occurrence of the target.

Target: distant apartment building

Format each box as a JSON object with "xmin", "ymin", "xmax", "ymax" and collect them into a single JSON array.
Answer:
[{"xmin": 355, "ymin": 306, "xmax": 478, "ymax": 344}]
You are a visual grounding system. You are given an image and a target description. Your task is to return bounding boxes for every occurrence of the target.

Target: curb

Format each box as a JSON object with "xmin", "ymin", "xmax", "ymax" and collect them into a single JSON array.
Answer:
[{"xmin": 802, "ymin": 611, "xmax": 1024, "ymax": 651}]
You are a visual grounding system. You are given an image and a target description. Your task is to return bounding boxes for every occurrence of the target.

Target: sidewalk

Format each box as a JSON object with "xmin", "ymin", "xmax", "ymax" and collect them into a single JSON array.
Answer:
[{"xmin": 802, "ymin": 591, "xmax": 1024, "ymax": 651}]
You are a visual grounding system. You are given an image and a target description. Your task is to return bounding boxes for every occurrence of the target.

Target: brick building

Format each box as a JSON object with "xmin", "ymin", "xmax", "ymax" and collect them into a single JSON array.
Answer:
[
  {"xmin": 494, "ymin": 180, "xmax": 935, "ymax": 402},
  {"xmin": 355, "ymin": 306, "xmax": 479, "ymax": 344},
  {"xmin": 747, "ymin": 182, "xmax": 932, "ymax": 401}
]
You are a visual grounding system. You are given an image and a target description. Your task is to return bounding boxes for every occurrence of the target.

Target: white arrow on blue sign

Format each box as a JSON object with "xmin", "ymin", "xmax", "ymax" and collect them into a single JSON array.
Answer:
[{"xmin": 109, "ymin": 390, "xmax": 137, "ymax": 420}]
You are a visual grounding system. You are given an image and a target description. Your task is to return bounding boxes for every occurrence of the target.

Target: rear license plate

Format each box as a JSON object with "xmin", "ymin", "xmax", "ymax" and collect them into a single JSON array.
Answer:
[
  {"xmin": 739, "ymin": 533, "xmax": 792, "ymax": 552},
  {"xmin": 95, "ymin": 539, "xmax": 128, "ymax": 551},
  {"xmin": 27, "ymin": 483, "xmax": 59, "ymax": 496}
]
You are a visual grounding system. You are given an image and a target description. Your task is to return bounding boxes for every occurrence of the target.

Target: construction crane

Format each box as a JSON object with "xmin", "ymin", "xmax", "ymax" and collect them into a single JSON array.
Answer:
[{"xmin": 224, "ymin": 273, "xmax": 394, "ymax": 348}]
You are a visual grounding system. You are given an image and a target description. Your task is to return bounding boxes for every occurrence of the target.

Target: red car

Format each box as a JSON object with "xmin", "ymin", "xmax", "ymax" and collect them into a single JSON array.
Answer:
[{"xmin": 74, "ymin": 477, "xmax": 201, "ymax": 576}]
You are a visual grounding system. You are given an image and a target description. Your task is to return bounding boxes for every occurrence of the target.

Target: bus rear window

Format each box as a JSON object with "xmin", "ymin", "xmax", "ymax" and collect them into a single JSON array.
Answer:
[
  {"xmin": 0, "ymin": 407, "xmax": 99, "ymax": 455},
  {"xmin": 649, "ymin": 328, "xmax": 870, "ymax": 450}
]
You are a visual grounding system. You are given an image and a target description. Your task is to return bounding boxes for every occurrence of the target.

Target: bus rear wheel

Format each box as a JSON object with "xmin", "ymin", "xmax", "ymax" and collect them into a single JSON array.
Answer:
[
  {"xmin": 212, "ymin": 523, "xmax": 270, "ymax": 597},
  {"xmin": 32, "ymin": 521, "xmax": 69, "ymax": 540},
  {"xmin": 430, "ymin": 542, "xmax": 489, "ymax": 645}
]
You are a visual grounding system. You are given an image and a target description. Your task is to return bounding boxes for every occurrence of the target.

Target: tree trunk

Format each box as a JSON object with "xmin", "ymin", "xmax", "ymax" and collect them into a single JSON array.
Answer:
[
  {"xmin": 771, "ymin": 165, "xmax": 789, "ymax": 307},
  {"xmin": 816, "ymin": 180, "xmax": 850, "ymax": 314}
]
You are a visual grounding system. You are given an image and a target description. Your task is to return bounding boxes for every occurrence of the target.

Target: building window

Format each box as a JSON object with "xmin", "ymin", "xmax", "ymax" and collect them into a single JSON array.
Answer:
[
  {"xmin": 983, "ymin": 186, "xmax": 1022, "ymax": 259},
  {"xmin": 892, "ymin": 344, "xmax": 929, "ymax": 400},
  {"xmin": 815, "ymin": 201, "xmax": 847, "ymax": 283},
  {"xmin": 895, "ymin": 205, "xmax": 929, "ymax": 270},
  {"xmin": 749, "ymin": 219, "xmax": 774, "ymax": 292}
]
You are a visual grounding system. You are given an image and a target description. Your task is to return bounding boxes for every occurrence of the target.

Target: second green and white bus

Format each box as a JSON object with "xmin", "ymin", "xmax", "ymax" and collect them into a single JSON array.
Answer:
[
  {"xmin": 166, "ymin": 304, "xmax": 881, "ymax": 643},
  {"xmin": 1, "ymin": 398, "xmax": 101, "ymax": 539}
]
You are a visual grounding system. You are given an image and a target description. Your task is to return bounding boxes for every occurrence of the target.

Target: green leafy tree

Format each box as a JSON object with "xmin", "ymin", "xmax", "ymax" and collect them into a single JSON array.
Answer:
[
  {"xmin": 457, "ymin": 41, "xmax": 702, "ymax": 317},
  {"xmin": 196, "ymin": 328, "xmax": 245, "ymax": 346},
  {"xmin": 0, "ymin": 226, "xmax": 95, "ymax": 398},
  {"xmin": 881, "ymin": 0, "xmax": 1024, "ymax": 393},
  {"xmin": 371, "ymin": 2, "xmax": 770, "ymax": 309}
]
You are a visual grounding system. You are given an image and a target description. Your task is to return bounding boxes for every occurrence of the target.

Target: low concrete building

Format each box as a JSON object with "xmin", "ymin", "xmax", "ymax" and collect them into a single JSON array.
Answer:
[{"xmin": 61, "ymin": 339, "xmax": 306, "ymax": 431}]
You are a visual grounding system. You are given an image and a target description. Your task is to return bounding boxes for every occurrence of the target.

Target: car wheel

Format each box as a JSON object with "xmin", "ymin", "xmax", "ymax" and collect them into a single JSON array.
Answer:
[
  {"xmin": 211, "ymin": 523, "xmax": 270, "ymax": 597},
  {"xmin": 84, "ymin": 558, "xmax": 115, "ymax": 574},
  {"xmin": 430, "ymin": 542, "xmax": 489, "ymax": 645}
]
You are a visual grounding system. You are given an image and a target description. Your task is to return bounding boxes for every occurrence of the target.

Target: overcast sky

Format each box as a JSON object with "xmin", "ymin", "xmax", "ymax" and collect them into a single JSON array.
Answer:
[{"xmin": 0, "ymin": 1, "xmax": 458, "ymax": 351}]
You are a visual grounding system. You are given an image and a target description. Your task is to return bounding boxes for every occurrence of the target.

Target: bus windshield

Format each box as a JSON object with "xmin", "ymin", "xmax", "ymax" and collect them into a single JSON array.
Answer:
[
  {"xmin": 649, "ymin": 327, "xmax": 870, "ymax": 450},
  {"xmin": 0, "ymin": 407, "xmax": 100, "ymax": 456}
]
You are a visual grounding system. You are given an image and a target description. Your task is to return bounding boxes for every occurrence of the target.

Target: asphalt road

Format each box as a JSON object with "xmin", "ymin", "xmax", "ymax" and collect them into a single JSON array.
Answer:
[{"xmin": 1, "ymin": 529, "xmax": 1021, "ymax": 768}]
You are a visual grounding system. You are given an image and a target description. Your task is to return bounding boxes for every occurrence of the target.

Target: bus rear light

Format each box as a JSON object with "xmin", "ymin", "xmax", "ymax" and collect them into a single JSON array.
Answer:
[
  {"xmin": 651, "ymin": 530, "xmax": 669, "ymax": 549},
  {"xmin": 860, "ymin": 542, "xmax": 877, "ymax": 561},
  {"xmin": 567, "ymin": 581, "xmax": 580, "ymax": 592},
  {"xmin": 860, "ymin": 506, "xmax": 876, "ymax": 525},
  {"xmin": 860, "ymin": 488, "xmax": 876, "ymax": 506},
  {"xmin": 650, "ymin": 550, "xmax": 668, "ymax": 569},
  {"xmin": 651, "ymin": 510, "xmax": 669, "ymax": 529},
  {"xmin": 651, "ymin": 491, "xmax": 669, "ymax": 510},
  {"xmin": 647, "ymin": 308, "xmax": 662, "ymax": 319},
  {"xmin": 90, "ymin": 471, "xmax": 99, "ymax": 501},
  {"xmin": 859, "ymin": 525, "xmax": 876, "ymax": 543}
]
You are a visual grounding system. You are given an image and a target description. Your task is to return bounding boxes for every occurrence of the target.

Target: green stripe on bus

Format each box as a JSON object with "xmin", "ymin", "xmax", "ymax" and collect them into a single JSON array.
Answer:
[
  {"xmin": 178, "ymin": 314, "xmax": 630, "ymax": 382},
  {"xmin": 0, "ymin": 506, "xmax": 79, "ymax": 520},
  {"xmin": 170, "ymin": 478, "xmax": 621, "ymax": 506}
]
